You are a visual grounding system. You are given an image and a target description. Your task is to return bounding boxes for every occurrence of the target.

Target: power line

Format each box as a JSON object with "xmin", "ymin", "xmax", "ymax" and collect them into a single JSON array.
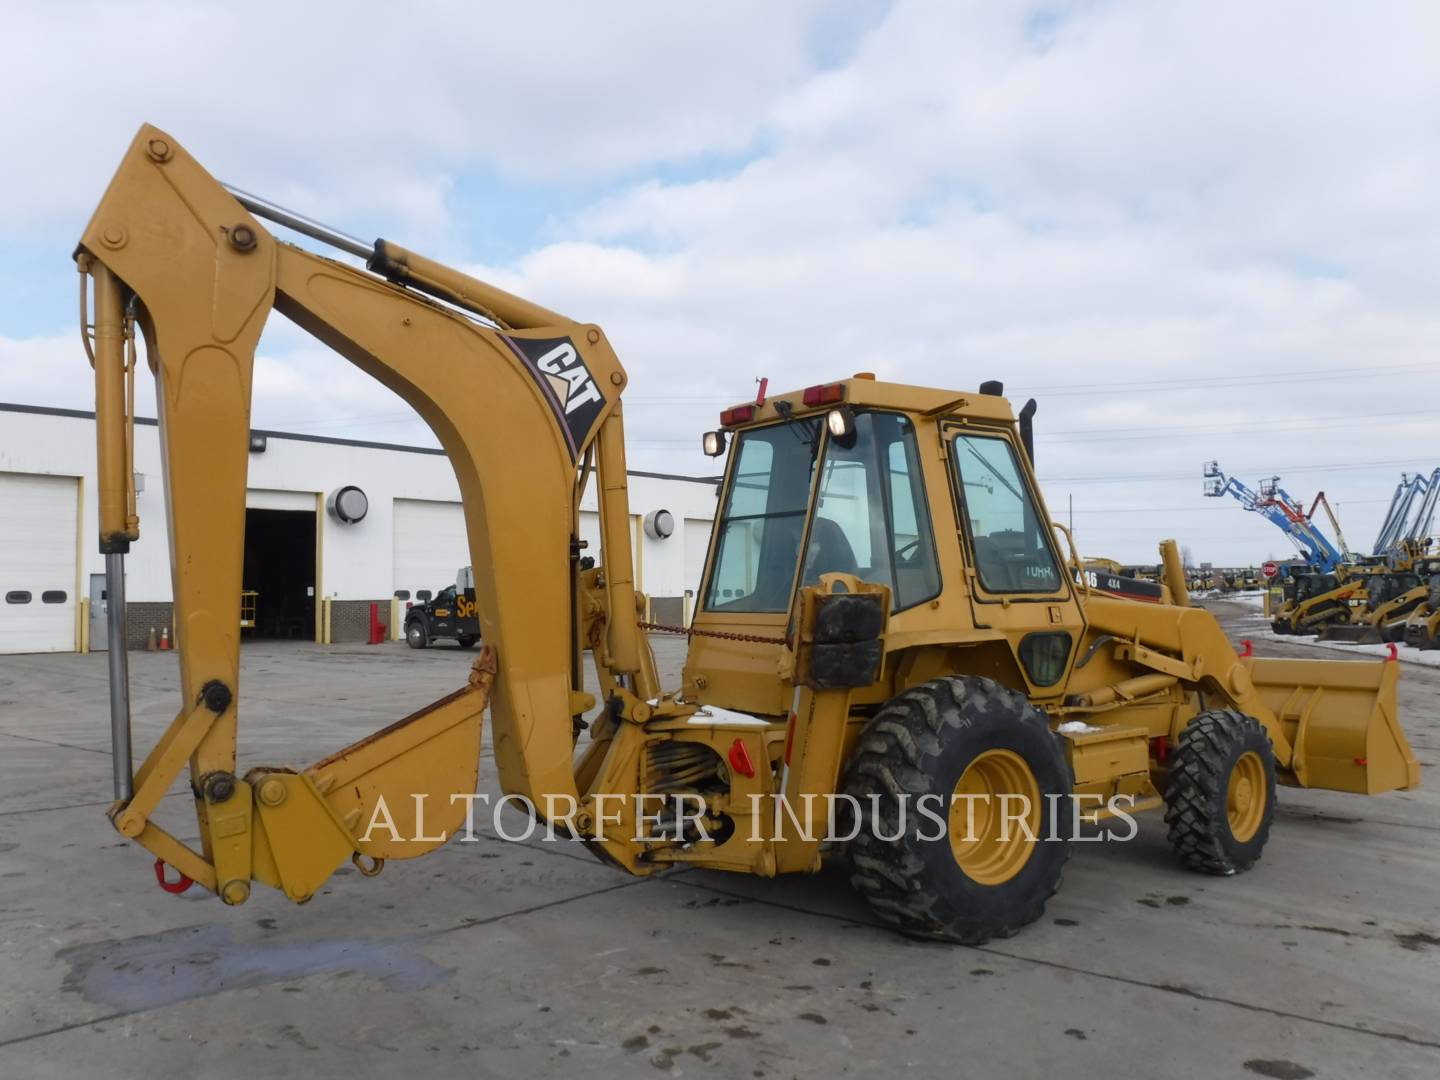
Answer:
[
  {"xmin": 255, "ymin": 366, "xmax": 1440, "ymax": 432},
  {"xmin": 1039, "ymin": 408, "xmax": 1436, "ymax": 443},
  {"xmin": 1039, "ymin": 456, "xmax": 1432, "ymax": 484},
  {"xmin": 1062, "ymin": 497, "xmax": 1393, "ymax": 514}
]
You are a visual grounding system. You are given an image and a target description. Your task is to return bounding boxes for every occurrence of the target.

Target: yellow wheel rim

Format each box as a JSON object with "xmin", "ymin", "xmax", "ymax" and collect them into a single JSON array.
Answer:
[
  {"xmin": 948, "ymin": 749, "xmax": 1042, "ymax": 885},
  {"xmin": 1226, "ymin": 751, "xmax": 1266, "ymax": 843}
]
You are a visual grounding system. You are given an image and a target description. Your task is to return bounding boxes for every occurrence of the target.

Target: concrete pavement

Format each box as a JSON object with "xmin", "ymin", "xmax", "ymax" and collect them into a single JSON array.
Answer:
[{"xmin": 1, "ymin": 604, "xmax": 1437, "ymax": 1078}]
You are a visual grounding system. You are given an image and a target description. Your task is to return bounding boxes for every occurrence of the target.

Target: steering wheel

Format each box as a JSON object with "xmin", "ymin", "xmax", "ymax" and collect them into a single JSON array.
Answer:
[{"xmin": 895, "ymin": 537, "xmax": 922, "ymax": 563}]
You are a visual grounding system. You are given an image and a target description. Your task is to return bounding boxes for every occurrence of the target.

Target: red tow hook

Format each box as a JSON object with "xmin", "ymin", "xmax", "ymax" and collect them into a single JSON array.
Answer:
[
  {"xmin": 1387, "ymin": 642, "xmax": 1399, "ymax": 662},
  {"xmin": 153, "ymin": 858, "xmax": 194, "ymax": 895},
  {"xmin": 1240, "ymin": 639, "xmax": 1254, "ymax": 658}
]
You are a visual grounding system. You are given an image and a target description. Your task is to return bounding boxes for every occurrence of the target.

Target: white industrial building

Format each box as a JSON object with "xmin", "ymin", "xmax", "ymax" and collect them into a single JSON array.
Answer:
[{"xmin": 0, "ymin": 403, "xmax": 718, "ymax": 653}]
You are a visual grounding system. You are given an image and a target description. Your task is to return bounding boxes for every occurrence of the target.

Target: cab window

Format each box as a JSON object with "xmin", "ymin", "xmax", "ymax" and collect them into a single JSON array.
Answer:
[
  {"xmin": 705, "ymin": 419, "xmax": 822, "ymax": 612},
  {"xmin": 801, "ymin": 412, "xmax": 940, "ymax": 611},
  {"xmin": 951, "ymin": 432, "xmax": 1061, "ymax": 594}
]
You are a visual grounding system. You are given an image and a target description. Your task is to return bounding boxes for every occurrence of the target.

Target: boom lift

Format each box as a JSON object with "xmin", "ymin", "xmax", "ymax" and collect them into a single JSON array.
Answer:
[
  {"xmin": 1202, "ymin": 464, "xmax": 1347, "ymax": 573},
  {"xmin": 1322, "ymin": 472, "xmax": 1440, "ymax": 644},
  {"xmin": 81, "ymin": 127, "xmax": 1420, "ymax": 944},
  {"xmin": 1202, "ymin": 465, "xmax": 1363, "ymax": 634}
]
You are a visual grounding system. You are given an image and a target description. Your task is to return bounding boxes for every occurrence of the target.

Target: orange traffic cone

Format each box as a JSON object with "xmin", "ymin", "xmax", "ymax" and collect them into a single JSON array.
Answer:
[
  {"xmin": 159, "ymin": 626, "xmax": 171, "ymax": 651},
  {"xmin": 146, "ymin": 627, "xmax": 158, "ymax": 651}
]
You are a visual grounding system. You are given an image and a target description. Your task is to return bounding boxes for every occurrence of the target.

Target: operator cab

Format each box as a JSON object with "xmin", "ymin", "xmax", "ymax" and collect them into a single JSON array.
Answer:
[{"xmin": 686, "ymin": 377, "xmax": 1083, "ymax": 714}]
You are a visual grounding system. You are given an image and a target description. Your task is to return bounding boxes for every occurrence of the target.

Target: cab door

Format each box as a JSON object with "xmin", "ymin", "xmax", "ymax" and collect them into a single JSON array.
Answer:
[
  {"xmin": 431, "ymin": 586, "xmax": 456, "ymax": 637},
  {"xmin": 943, "ymin": 422, "xmax": 1085, "ymax": 697}
]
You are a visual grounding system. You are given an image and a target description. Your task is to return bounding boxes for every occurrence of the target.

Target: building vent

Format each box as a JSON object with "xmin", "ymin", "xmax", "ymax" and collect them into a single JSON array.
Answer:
[{"xmin": 327, "ymin": 485, "xmax": 369, "ymax": 524}]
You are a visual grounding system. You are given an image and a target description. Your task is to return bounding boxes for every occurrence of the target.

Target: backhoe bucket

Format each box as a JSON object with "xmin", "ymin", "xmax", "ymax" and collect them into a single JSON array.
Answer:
[{"xmin": 1247, "ymin": 656, "xmax": 1419, "ymax": 794}]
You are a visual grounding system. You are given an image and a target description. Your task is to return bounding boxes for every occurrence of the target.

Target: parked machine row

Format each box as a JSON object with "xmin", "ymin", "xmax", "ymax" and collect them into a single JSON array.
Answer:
[{"xmin": 1205, "ymin": 462, "xmax": 1440, "ymax": 646}]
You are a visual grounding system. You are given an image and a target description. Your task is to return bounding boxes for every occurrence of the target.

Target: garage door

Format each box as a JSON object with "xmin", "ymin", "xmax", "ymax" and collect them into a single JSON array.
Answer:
[
  {"xmin": 393, "ymin": 498, "xmax": 469, "ymax": 600},
  {"xmin": 684, "ymin": 517, "xmax": 713, "ymax": 597},
  {"xmin": 0, "ymin": 473, "xmax": 78, "ymax": 654}
]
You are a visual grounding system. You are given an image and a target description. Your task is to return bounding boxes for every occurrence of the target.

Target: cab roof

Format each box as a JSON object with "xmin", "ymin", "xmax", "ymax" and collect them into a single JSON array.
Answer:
[{"xmin": 719, "ymin": 375, "xmax": 1019, "ymax": 430}]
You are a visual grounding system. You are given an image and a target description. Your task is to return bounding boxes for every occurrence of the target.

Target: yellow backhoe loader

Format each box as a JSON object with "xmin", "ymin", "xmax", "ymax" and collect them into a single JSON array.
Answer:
[{"xmin": 80, "ymin": 126, "xmax": 1420, "ymax": 945}]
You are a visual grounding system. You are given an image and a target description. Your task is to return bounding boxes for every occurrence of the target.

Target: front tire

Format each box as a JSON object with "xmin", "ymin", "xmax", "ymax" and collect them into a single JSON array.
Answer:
[
  {"xmin": 843, "ymin": 677, "xmax": 1073, "ymax": 945},
  {"xmin": 1164, "ymin": 709, "xmax": 1275, "ymax": 875},
  {"xmin": 405, "ymin": 621, "xmax": 429, "ymax": 649}
]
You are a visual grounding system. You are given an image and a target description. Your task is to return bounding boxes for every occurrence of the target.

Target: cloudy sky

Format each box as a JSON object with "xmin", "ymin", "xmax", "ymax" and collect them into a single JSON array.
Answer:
[{"xmin": 3, "ymin": 0, "xmax": 1437, "ymax": 565}]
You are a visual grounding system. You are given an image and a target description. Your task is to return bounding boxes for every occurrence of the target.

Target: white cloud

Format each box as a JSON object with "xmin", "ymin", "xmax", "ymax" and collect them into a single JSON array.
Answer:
[
  {"xmin": 3, "ymin": 1, "xmax": 1438, "ymax": 563},
  {"xmin": 0, "ymin": 0, "xmax": 825, "ymax": 241}
]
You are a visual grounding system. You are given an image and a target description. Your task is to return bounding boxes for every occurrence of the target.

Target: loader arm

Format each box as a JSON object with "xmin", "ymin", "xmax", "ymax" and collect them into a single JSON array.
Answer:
[{"xmin": 79, "ymin": 125, "xmax": 649, "ymax": 903}]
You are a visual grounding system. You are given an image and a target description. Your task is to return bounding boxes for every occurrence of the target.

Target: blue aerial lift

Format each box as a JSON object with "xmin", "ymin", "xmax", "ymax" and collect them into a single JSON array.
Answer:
[{"xmin": 1202, "ymin": 462, "xmax": 1347, "ymax": 573}]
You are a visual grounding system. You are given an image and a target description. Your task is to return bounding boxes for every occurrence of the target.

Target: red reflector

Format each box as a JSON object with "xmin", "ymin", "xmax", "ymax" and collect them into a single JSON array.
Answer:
[
  {"xmin": 802, "ymin": 383, "xmax": 844, "ymax": 406},
  {"xmin": 720, "ymin": 405, "xmax": 755, "ymax": 426},
  {"xmin": 728, "ymin": 738, "xmax": 756, "ymax": 779},
  {"xmin": 1354, "ymin": 757, "xmax": 1368, "ymax": 766},
  {"xmin": 783, "ymin": 713, "xmax": 797, "ymax": 766},
  {"xmin": 1151, "ymin": 736, "xmax": 1169, "ymax": 765}
]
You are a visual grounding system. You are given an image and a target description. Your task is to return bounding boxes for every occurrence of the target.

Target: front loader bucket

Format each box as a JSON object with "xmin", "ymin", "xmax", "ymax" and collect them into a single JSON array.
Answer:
[
  {"xmin": 1317, "ymin": 623, "xmax": 1374, "ymax": 644},
  {"xmin": 1247, "ymin": 656, "xmax": 1420, "ymax": 794}
]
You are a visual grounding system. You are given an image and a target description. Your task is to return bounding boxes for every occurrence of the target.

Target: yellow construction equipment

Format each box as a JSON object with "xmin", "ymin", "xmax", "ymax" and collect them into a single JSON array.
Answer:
[
  {"xmin": 1319, "ymin": 566, "xmax": 1428, "ymax": 645},
  {"xmin": 80, "ymin": 126, "xmax": 1421, "ymax": 943},
  {"xmin": 1270, "ymin": 567, "xmax": 1368, "ymax": 636},
  {"xmin": 1402, "ymin": 572, "xmax": 1440, "ymax": 650}
]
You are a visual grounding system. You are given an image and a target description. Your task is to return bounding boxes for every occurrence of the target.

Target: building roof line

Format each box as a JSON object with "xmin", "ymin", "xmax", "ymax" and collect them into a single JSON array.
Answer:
[{"xmin": 0, "ymin": 401, "xmax": 720, "ymax": 485}]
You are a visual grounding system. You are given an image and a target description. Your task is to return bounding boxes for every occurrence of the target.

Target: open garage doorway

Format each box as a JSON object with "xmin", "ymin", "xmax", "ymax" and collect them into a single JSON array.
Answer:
[{"xmin": 242, "ymin": 508, "xmax": 316, "ymax": 640}]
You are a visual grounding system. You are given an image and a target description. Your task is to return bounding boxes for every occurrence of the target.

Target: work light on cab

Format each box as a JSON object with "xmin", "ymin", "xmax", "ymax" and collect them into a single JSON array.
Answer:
[
  {"xmin": 827, "ymin": 405, "xmax": 857, "ymax": 449},
  {"xmin": 702, "ymin": 430, "xmax": 727, "ymax": 457}
]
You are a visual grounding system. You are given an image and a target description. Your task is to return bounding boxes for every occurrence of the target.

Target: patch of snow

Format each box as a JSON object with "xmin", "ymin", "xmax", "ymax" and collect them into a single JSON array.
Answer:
[
  {"xmin": 686, "ymin": 705, "xmax": 774, "ymax": 726},
  {"xmin": 1226, "ymin": 591, "xmax": 1267, "ymax": 610},
  {"xmin": 1250, "ymin": 629, "xmax": 1440, "ymax": 669},
  {"xmin": 1057, "ymin": 721, "xmax": 1101, "ymax": 734}
]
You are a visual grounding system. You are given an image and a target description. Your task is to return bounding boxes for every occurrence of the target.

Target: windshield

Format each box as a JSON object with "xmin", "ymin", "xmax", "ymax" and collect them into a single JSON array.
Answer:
[
  {"xmin": 704, "ymin": 411, "xmax": 941, "ymax": 614},
  {"xmin": 705, "ymin": 419, "xmax": 822, "ymax": 612},
  {"xmin": 951, "ymin": 431, "xmax": 1062, "ymax": 594}
]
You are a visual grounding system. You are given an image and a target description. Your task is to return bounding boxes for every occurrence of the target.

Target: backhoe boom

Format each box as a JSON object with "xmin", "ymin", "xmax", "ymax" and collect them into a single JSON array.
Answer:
[{"xmin": 80, "ymin": 124, "xmax": 640, "ymax": 901}]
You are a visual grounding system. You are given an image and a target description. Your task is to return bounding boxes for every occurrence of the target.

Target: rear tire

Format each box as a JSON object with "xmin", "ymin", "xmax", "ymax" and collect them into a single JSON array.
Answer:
[
  {"xmin": 1164, "ymin": 709, "xmax": 1275, "ymax": 875},
  {"xmin": 405, "ymin": 621, "xmax": 428, "ymax": 649},
  {"xmin": 843, "ymin": 677, "xmax": 1073, "ymax": 945}
]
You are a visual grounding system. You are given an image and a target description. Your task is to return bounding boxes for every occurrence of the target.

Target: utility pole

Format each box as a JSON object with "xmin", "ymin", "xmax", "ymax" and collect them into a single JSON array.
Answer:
[{"xmin": 1068, "ymin": 494, "xmax": 1073, "ymax": 535}]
